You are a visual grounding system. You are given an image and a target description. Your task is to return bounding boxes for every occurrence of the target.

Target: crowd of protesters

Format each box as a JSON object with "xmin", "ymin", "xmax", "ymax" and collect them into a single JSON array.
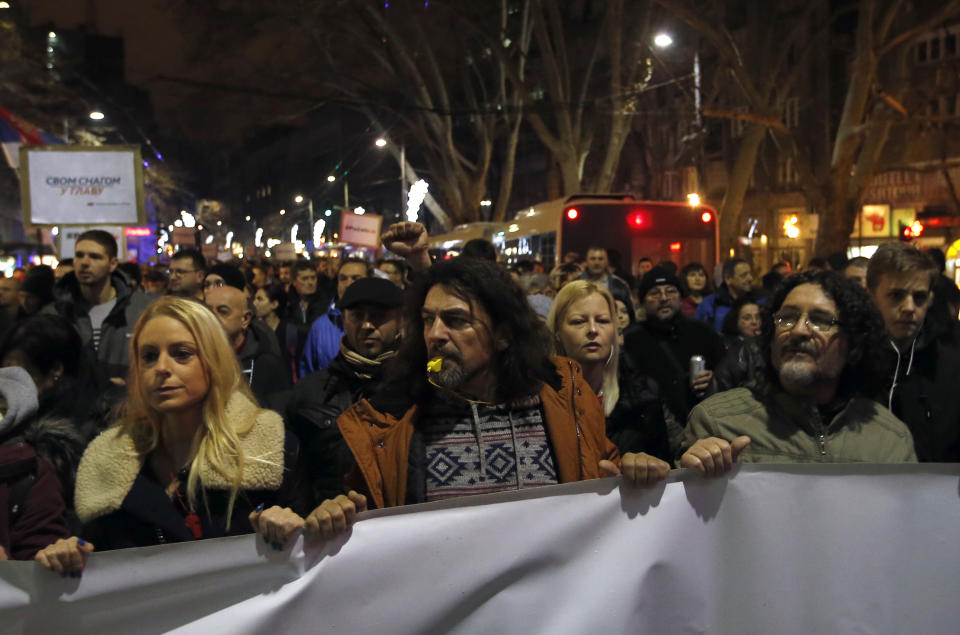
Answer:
[{"xmin": 0, "ymin": 223, "xmax": 954, "ymax": 576}]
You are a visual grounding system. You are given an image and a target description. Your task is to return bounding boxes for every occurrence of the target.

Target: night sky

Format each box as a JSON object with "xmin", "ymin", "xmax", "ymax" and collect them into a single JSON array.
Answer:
[{"xmin": 24, "ymin": 0, "xmax": 191, "ymax": 125}]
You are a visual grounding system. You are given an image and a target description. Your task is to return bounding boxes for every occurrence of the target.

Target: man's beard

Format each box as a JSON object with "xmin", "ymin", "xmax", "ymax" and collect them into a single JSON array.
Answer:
[
  {"xmin": 778, "ymin": 359, "xmax": 819, "ymax": 392},
  {"xmin": 429, "ymin": 347, "xmax": 468, "ymax": 389},
  {"xmin": 776, "ymin": 341, "xmax": 830, "ymax": 393},
  {"xmin": 646, "ymin": 303, "xmax": 677, "ymax": 325}
]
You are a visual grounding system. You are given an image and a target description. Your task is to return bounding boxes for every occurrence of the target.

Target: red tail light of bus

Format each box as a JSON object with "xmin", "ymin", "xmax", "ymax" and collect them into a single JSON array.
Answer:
[
  {"xmin": 629, "ymin": 211, "xmax": 645, "ymax": 228},
  {"xmin": 700, "ymin": 211, "xmax": 713, "ymax": 224},
  {"xmin": 669, "ymin": 242, "xmax": 682, "ymax": 251},
  {"xmin": 566, "ymin": 208, "xmax": 579, "ymax": 220}
]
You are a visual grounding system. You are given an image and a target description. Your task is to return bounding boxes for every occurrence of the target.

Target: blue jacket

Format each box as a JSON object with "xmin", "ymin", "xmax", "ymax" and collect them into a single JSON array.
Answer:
[
  {"xmin": 299, "ymin": 308, "xmax": 344, "ymax": 376},
  {"xmin": 695, "ymin": 284, "xmax": 764, "ymax": 333}
]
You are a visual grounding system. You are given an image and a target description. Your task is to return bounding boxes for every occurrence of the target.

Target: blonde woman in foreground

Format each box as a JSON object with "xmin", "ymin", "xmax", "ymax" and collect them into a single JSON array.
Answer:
[{"xmin": 36, "ymin": 297, "xmax": 306, "ymax": 576}]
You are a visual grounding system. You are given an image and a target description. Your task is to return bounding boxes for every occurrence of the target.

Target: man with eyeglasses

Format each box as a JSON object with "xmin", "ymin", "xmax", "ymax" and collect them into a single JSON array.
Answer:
[
  {"xmin": 622, "ymin": 265, "xmax": 723, "ymax": 431},
  {"xmin": 867, "ymin": 243, "xmax": 960, "ymax": 462},
  {"xmin": 166, "ymin": 250, "xmax": 206, "ymax": 301},
  {"xmin": 679, "ymin": 270, "xmax": 916, "ymax": 475}
]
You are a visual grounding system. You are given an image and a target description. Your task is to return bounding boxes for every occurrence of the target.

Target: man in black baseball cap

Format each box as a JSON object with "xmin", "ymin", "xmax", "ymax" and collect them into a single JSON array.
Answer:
[
  {"xmin": 623, "ymin": 264, "xmax": 723, "ymax": 430},
  {"xmin": 286, "ymin": 277, "xmax": 405, "ymax": 504}
]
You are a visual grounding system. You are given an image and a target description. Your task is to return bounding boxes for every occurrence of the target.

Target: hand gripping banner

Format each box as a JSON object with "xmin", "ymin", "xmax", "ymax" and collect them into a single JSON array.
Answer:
[{"xmin": 1, "ymin": 464, "xmax": 959, "ymax": 634}]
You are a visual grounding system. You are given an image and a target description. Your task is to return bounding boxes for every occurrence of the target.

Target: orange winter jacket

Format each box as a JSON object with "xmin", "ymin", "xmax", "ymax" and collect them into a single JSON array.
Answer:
[{"xmin": 336, "ymin": 356, "xmax": 620, "ymax": 509}]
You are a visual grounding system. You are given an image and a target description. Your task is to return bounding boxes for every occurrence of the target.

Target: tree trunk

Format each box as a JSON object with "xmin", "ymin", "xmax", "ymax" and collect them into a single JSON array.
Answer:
[
  {"xmin": 817, "ymin": 193, "xmax": 858, "ymax": 256},
  {"xmin": 718, "ymin": 123, "xmax": 766, "ymax": 258}
]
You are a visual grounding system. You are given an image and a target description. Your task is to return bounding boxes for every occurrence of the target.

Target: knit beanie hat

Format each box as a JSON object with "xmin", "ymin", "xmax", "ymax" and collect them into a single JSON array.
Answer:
[{"xmin": 636, "ymin": 265, "xmax": 684, "ymax": 299}]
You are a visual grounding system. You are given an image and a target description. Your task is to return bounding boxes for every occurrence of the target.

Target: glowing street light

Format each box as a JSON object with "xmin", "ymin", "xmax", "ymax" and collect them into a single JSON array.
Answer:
[
  {"xmin": 294, "ymin": 194, "xmax": 304, "ymax": 204},
  {"xmin": 375, "ymin": 138, "xmax": 387, "ymax": 148},
  {"xmin": 279, "ymin": 209, "xmax": 286, "ymax": 216},
  {"xmin": 327, "ymin": 175, "xmax": 336, "ymax": 183},
  {"xmin": 687, "ymin": 193, "xmax": 701, "ymax": 207},
  {"xmin": 324, "ymin": 209, "xmax": 332, "ymax": 217},
  {"xmin": 89, "ymin": 111, "xmax": 105, "ymax": 120},
  {"xmin": 216, "ymin": 220, "xmax": 222, "ymax": 226},
  {"xmin": 354, "ymin": 206, "xmax": 365, "ymax": 215},
  {"xmin": 480, "ymin": 200, "xmax": 492, "ymax": 207},
  {"xmin": 653, "ymin": 33, "xmax": 673, "ymax": 48},
  {"xmin": 0, "ymin": 3, "xmax": 13, "ymax": 10},
  {"xmin": 244, "ymin": 215, "xmax": 251, "ymax": 221},
  {"xmin": 48, "ymin": 31, "xmax": 57, "ymax": 39}
]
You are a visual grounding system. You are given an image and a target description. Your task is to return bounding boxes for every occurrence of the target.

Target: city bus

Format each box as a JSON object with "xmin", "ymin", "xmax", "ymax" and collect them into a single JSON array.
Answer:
[
  {"xmin": 428, "ymin": 195, "xmax": 718, "ymax": 273},
  {"xmin": 494, "ymin": 194, "xmax": 718, "ymax": 274},
  {"xmin": 427, "ymin": 221, "xmax": 503, "ymax": 259}
]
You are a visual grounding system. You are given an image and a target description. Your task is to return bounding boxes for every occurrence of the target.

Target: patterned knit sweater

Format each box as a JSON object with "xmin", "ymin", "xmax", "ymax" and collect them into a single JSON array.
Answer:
[{"xmin": 421, "ymin": 393, "xmax": 558, "ymax": 502}]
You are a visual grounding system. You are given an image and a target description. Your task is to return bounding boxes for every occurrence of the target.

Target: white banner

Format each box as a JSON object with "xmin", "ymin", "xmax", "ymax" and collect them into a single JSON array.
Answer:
[
  {"xmin": 1, "ymin": 465, "xmax": 958, "ymax": 634},
  {"xmin": 22, "ymin": 147, "xmax": 143, "ymax": 225}
]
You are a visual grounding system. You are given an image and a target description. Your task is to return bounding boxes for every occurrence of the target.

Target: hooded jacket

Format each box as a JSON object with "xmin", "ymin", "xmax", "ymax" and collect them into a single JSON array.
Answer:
[
  {"xmin": 0, "ymin": 367, "xmax": 79, "ymax": 559},
  {"xmin": 74, "ymin": 391, "xmax": 306, "ymax": 550},
  {"xmin": 53, "ymin": 270, "xmax": 149, "ymax": 385},
  {"xmin": 875, "ymin": 321, "xmax": 960, "ymax": 462},
  {"xmin": 334, "ymin": 357, "xmax": 619, "ymax": 510}
]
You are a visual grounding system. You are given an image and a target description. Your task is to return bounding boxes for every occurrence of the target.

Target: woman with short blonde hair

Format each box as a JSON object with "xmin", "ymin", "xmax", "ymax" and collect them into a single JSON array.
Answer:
[{"xmin": 36, "ymin": 297, "xmax": 306, "ymax": 575}]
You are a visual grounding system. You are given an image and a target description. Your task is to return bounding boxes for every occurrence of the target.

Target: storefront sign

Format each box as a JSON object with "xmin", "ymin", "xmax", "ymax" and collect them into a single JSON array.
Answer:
[{"xmin": 862, "ymin": 167, "xmax": 960, "ymax": 208}]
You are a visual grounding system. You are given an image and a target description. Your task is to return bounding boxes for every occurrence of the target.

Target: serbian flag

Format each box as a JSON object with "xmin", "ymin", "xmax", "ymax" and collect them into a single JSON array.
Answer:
[{"xmin": 0, "ymin": 106, "xmax": 65, "ymax": 170}]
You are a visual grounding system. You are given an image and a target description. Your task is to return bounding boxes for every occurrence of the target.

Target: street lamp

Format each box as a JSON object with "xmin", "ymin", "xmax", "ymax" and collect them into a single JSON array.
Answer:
[
  {"xmin": 375, "ymin": 136, "xmax": 407, "ymax": 220},
  {"xmin": 89, "ymin": 111, "xmax": 105, "ymax": 120},
  {"xmin": 327, "ymin": 175, "xmax": 336, "ymax": 183},
  {"xmin": 293, "ymin": 194, "xmax": 315, "ymax": 251},
  {"xmin": 653, "ymin": 33, "xmax": 673, "ymax": 48},
  {"xmin": 652, "ymin": 32, "xmax": 701, "ymax": 130}
]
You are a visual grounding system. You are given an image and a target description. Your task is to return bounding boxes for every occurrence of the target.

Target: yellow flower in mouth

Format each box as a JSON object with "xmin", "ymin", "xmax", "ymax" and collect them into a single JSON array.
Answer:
[{"xmin": 426, "ymin": 357, "xmax": 443, "ymax": 373}]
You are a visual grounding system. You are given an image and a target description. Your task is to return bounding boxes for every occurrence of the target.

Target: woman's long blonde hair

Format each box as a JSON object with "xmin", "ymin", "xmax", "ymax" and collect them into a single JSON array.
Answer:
[
  {"xmin": 119, "ymin": 296, "xmax": 256, "ymax": 521},
  {"xmin": 546, "ymin": 280, "xmax": 620, "ymax": 415}
]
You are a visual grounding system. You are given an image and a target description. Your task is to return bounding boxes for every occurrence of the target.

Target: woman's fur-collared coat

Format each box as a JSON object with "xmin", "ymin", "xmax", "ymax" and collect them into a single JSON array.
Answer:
[{"xmin": 74, "ymin": 392, "xmax": 306, "ymax": 550}]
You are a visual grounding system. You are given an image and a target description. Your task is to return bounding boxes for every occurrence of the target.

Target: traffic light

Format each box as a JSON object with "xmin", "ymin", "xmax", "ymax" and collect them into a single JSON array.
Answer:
[{"xmin": 899, "ymin": 220, "xmax": 924, "ymax": 241}]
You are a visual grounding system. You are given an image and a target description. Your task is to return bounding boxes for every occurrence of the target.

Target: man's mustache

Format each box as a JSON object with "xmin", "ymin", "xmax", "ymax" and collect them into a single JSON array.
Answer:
[
  {"xmin": 428, "ymin": 346, "xmax": 461, "ymax": 362},
  {"xmin": 783, "ymin": 341, "xmax": 817, "ymax": 356}
]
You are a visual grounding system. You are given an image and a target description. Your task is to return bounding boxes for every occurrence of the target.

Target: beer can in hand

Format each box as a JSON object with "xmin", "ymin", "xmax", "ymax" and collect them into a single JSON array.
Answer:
[{"xmin": 689, "ymin": 355, "xmax": 705, "ymax": 381}]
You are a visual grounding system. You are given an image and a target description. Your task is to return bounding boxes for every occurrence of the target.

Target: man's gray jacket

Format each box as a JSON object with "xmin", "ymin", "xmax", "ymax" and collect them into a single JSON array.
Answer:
[{"xmin": 683, "ymin": 386, "xmax": 917, "ymax": 464}]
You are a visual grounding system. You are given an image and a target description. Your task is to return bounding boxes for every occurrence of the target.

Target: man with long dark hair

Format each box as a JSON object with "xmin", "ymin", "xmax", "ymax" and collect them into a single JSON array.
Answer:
[
  {"xmin": 299, "ymin": 223, "xmax": 667, "ymax": 534},
  {"xmin": 680, "ymin": 270, "xmax": 916, "ymax": 475}
]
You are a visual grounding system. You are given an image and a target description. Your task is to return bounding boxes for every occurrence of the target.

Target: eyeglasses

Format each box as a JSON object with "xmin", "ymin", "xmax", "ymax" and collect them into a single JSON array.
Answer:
[
  {"xmin": 167, "ymin": 268, "xmax": 196, "ymax": 277},
  {"xmin": 773, "ymin": 309, "xmax": 841, "ymax": 333}
]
